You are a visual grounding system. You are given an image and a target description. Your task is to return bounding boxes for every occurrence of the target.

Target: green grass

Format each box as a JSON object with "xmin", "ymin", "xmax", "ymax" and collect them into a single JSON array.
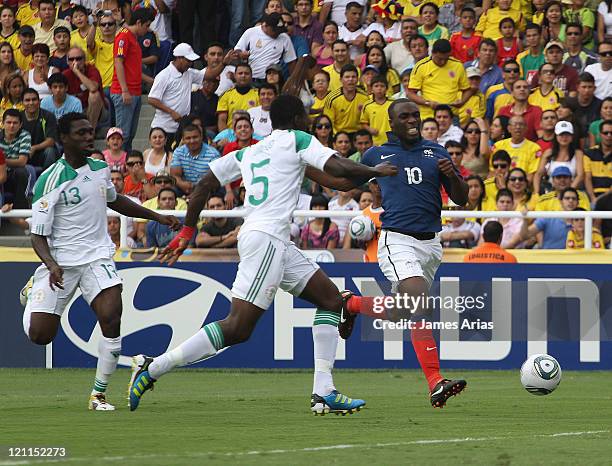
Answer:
[{"xmin": 0, "ymin": 369, "xmax": 611, "ymax": 465}]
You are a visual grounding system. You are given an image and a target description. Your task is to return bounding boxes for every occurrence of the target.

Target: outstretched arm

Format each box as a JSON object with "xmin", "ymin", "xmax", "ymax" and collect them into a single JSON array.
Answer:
[
  {"xmin": 322, "ymin": 155, "xmax": 397, "ymax": 186},
  {"xmin": 108, "ymin": 194, "xmax": 180, "ymax": 229},
  {"xmin": 305, "ymin": 166, "xmax": 359, "ymax": 192}
]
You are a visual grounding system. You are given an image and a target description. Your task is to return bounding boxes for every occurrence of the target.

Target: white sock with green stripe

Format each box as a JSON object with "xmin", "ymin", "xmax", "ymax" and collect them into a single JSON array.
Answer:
[
  {"xmin": 91, "ymin": 336, "xmax": 121, "ymax": 395},
  {"xmin": 148, "ymin": 322, "xmax": 225, "ymax": 379},
  {"xmin": 312, "ymin": 310, "xmax": 340, "ymax": 397}
]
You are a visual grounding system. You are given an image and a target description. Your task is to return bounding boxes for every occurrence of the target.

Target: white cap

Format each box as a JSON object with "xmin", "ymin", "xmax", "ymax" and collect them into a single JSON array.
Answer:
[
  {"xmin": 554, "ymin": 120, "xmax": 574, "ymax": 135},
  {"xmin": 173, "ymin": 43, "xmax": 200, "ymax": 61}
]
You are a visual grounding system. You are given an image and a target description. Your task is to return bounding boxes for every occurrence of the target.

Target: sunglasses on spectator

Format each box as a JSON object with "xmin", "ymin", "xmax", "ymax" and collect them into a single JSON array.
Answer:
[
  {"xmin": 566, "ymin": 31, "xmax": 581, "ymax": 36},
  {"xmin": 465, "ymin": 128, "xmax": 481, "ymax": 134},
  {"xmin": 600, "ymin": 51, "xmax": 612, "ymax": 57},
  {"xmin": 508, "ymin": 176, "xmax": 525, "ymax": 182},
  {"xmin": 126, "ymin": 161, "xmax": 143, "ymax": 167},
  {"xmin": 602, "ymin": 131, "xmax": 612, "ymax": 136},
  {"xmin": 448, "ymin": 151, "xmax": 462, "ymax": 156},
  {"xmin": 493, "ymin": 163, "xmax": 508, "ymax": 169},
  {"xmin": 68, "ymin": 56, "xmax": 84, "ymax": 61},
  {"xmin": 100, "ymin": 22, "xmax": 116, "ymax": 27},
  {"xmin": 503, "ymin": 68, "xmax": 519, "ymax": 73},
  {"xmin": 155, "ymin": 179, "xmax": 171, "ymax": 184},
  {"xmin": 541, "ymin": 69, "xmax": 555, "ymax": 74},
  {"xmin": 542, "ymin": 114, "xmax": 557, "ymax": 119},
  {"xmin": 563, "ymin": 196, "xmax": 578, "ymax": 201},
  {"xmin": 316, "ymin": 123, "xmax": 331, "ymax": 129}
]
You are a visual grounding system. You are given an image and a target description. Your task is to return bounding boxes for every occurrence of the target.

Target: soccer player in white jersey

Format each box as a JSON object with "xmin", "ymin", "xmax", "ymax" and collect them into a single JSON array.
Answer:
[
  {"xmin": 128, "ymin": 95, "xmax": 397, "ymax": 415},
  {"xmin": 24, "ymin": 113, "xmax": 180, "ymax": 411}
]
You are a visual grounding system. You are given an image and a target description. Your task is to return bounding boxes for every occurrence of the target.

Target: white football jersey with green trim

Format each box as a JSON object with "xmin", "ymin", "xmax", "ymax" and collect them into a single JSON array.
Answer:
[
  {"xmin": 210, "ymin": 129, "xmax": 336, "ymax": 241},
  {"xmin": 31, "ymin": 157, "xmax": 117, "ymax": 266}
]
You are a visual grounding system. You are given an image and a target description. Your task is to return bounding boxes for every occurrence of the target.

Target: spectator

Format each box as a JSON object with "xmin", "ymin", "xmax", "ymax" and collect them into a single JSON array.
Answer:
[
  {"xmin": 282, "ymin": 12, "xmax": 309, "ymax": 59},
  {"xmin": 248, "ymin": 83, "xmax": 277, "ymax": 137},
  {"xmin": 364, "ymin": 45, "xmax": 400, "ymax": 95},
  {"xmin": 217, "ymin": 63, "xmax": 260, "ymax": 131},
  {"xmin": 191, "ymin": 76, "xmax": 220, "ymax": 138},
  {"xmin": 598, "ymin": 1, "xmax": 612, "ymax": 44},
  {"xmin": 588, "ymin": 97, "xmax": 612, "ymax": 146},
  {"xmin": 323, "ymin": 39, "xmax": 355, "ymax": 92},
  {"xmin": 563, "ymin": 1, "xmax": 595, "ymax": 50},
  {"xmin": 457, "ymin": 67, "xmax": 485, "ymax": 126},
  {"xmin": 449, "ymin": 8, "xmax": 481, "ymax": 65},
  {"xmin": 1, "ymin": 73, "xmax": 26, "ymax": 124},
  {"xmin": 542, "ymin": 0, "xmax": 566, "ymax": 43},
  {"xmin": 465, "ymin": 38, "xmax": 503, "ymax": 95},
  {"xmin": 584, "ymin": 41, "xmax": 612, "ymax": 101},
  {"xmin": 532, "ymin": 41, "xmax": 579, "ymax": 97},
  {"xmin": 442, "ymin": 140, "xmax": 471, "ymax": 205},
  {"xmin": 140, "ymin": 170, "xmax": 187, "ymax": 212},
  {"xmin": 15, "ymin": 26, "xmax": 35, "ymax": 72},
  {"xmin": 33, "ymin": 0, "xmax": 71, "ymax": 53},
  {"xmin": 435, "ymin": 104, "xmax": 463, "ymax": 145},
  {"xmin": 584, "ymin": 119, "xmax": 612, "ymax": 202},
  {"xmin": 49, "ymin": 26, "xmax": 71, "ymax": 72},
  {"xmin": 566, "ymin": 208, "xmax": 605, "ymax": 249},
  {"xmin": 407, "ymin": 39, "xmax": 472, "ymax": 119},
  {"xmin": 63, "ymin": 46, "xmax": 106, "ymax": 130},
  {"xmin": 148, "ymin": 43, "xmax": 206, "ymax": 146},
  {"xmin": 496, "ymin": 17, "xmax": 521, "ymax": 67},
  {"xmin": 293, "ymin": 0, "xmax": 324, "ymax": 50},
  {"xmin": 323, "ymin": 63, "xmax": 369, "ymax": 134},
  {"xmin": 40, "ymin": 73, "xmax": 83, "ymax": 120},
  {"xmin": 89, "ymin": 10, "xmax": 116, "ymax": 93},
  {"xmin": 301, "ymin": 194, "xmax": 340, "ymax": 249},
  {"xmin": 108, "ymin": 216, "xmax": 136, "ymax": 248},
  {"xmin": 0, "ymin": 6, "xmax": 19, "ymax": 51},
  {"xmin": 536, "ymin": 110, "xmax": 559, "ymax": 153},
  {"xmin": 313, "ymin": 21, "xmax": 339, "ymax": 67},
  {"xmin": 418, "ymin": 3, "xmax": 449, "ymax": 47},
  {"xmin": 264, "ymin": 63, "xmax": 284, "ymax": 95},
  {"xmin": 310, "ymin": 70, "xmax": 331, "ymax": 116},
  {"xmin": 21, "ymin": 88, "xmax": 58, "ymax": 172},
  {"xmin": 489, "ymin": 115, "xmax": 511, "ymax": 145},
  {"xmin": 179, "ymin": 0, "xmax": 216, "ymax": 52},
  {"xmin": 103, "ymin": 127, "xmax": 128, "ymax": 173},
  {"xmin": 482, "ymin": 149, "xmax": 511, "ymax": 210},
  {"xmin": 535, "ymin": 166, "xmax": 590, "ymax": 210},
  {"xmin": 528, "ymin": 63, "xmax": 564, "ymax": 112},
  {"xmin": 359, "ymin": 63, "xmax": 379, "ymax": 95},
  {"xmin": 464, "ymin": 220, "xmax": 517, "ymax": 262},
  {"xmin": 234, "ymin": 12, "xmax": 297, "ymax": 82},
  {"xmin": 0, "ymin": 147, "xmax": 5, "ymax": 206},
  {"xmin": 361, "ymin": 2, "xmax": 403, "ymax": 43},
  {"xmin": 564, "ymin": 23, "xmax": 598, "ymax": 73},
  {"xmin": 110, "ymin": 8, "xmax": 155, "ymax": 152},
  {"xmin": 23, "ymin": 43, "xmax": 55, "ymax": 99},
  {"xmin": 440, "ymin": 215, "xmax": 481, "ymax": 248},
  {"xmin": 312, "ymin": 114, "xmax": 333, "ymax": 147},
  {"xmin": 360, "ymin": 76, "xmax": 391, "ymax": 146},
  {"xmin": 229, "ymin": 0, "xmax": 267, "ymax": 47},
  {"xmin": 145, "ymin": 0, "xmax": 174, "ymax": 73},
  {"xmin": 320, "ymin": 0, "xmax": 367, "ymax": 27},
  {"xmin": 202, "ymin": 42, "xmax": 236, "ymax": 98},
  {"xmin": 56, "ymin": 0, "xmax": 75, "ymax": 23},
  {"xmin": 564, "ymin": 72, "xmax": 601, "ymax": 143},
  {"xmin": 145, "ymin": 188, "xmax": 180, "ymax": 248},
  {"xmin": 332, "ymin": 131, "xmax": 354, "ymax": 158},
  {"xmin": 594, "ymin": 190, "xmax": 612, "ymax": 247},
  {"xmin": 441, "ymin": 0, "xmax": 470, "ymax": 35},
  {"xmin": 351, "ymin": 129, "xmax": 373, "ymax": 162},
  {"xmin": 70, "ymin": 6, "xmax": 95, "ymax": 62},
  {"xmin": 138, "ymin": 24, "xmax": 160, "ymax": 89},
  {"xmin": 498, "ymin": 80, "xmax": 543, "ymax": 141},
  {"xmin": 195, "ymin": 195, "xmax": 243, "ymax": 249},
  {"xmin": 408, "ymin": 34, "xmax": 429, "ymax": 68},
  {"xmin": 0, "ymin": 42, "xmax": 18, "ymax": 94},
  {"xmin": 480, "ymin": 189, "xmax": 523, "ymax": 248},
  {"xmin": 475, "ymin": 0, "xmax": 523, "ymax": 40},
  {"xmin": 465, "ymin": 174, "xmax": 485, "ymax": 213},
  {"xmin": 109, "ymin": 167, "xmax": 140, "ymax": 243},
  {"xmin": 123, "ymin": 150, "xmax": 155, "ymax": 202},
  {"xmin": 484, "ymin": 59, "xmax": 520, "ymax": 120},
  {"xmin": 460, "ymin": 117, "xmax": 490, "ymax": 178},
  {"xmin": 385, "ymin": 18, "xmax": 418, "ymax": 74},
  {"xmin": 0, "ymin": 109, "xmax": 34, "ymax": 215},
  {"xmin": 143, "ymin": 128, "xmax": 173, "ymax": 176},
  {"xmin": 506, "ymin": 167, "xmax": 536, "ymax": 210},
  {"xmin": 421, "ymin": 117, "xmax": 439, "ymax": 142},
  {"xmin": 534, "ymin": 121, "xmax": 584, "ymax": 195},
  {"xmin": 329, "ymin": 188, "xmax": 360, "ymax": 243},
  {"xmin": 170, "ymin": 124, "xmax": 220, "ymax": 196},
  {"xmin": 516, "ymin": 23, "xmax": 545, "ymax": 84},
  {"xmin": 491, "ymin": 115, "xmax": 542, "ymax": 185},
  {"xmin": 521, "ymin": 188, "xmax": 579, "ymax": 249},
  {"xmin": 16, "ymin": 1, "xmax": 40, "ymax": 28}
]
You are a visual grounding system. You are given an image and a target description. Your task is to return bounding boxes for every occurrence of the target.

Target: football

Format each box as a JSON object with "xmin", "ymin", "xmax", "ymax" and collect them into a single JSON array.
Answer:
[
  {"xmin": 520, "ymin": 354, "xmax": 562, "ymax": 395},
  {"xmin": 348, "ymin": 215, "xmax": 376, "ymax": 241}
]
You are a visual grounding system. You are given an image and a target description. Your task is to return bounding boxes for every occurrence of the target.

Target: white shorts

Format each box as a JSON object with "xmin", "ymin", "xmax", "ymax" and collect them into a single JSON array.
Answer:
[
  {"xmin": 232, "ymin": 230, "xmax": 320, "ymax": 310},
  {"xmin": 26, "ymin": 257, "xmax": 123, "ymax": 316},
  {"xmin": 377, "ymin": 230, "xmax": 443, "ymax": 289}
]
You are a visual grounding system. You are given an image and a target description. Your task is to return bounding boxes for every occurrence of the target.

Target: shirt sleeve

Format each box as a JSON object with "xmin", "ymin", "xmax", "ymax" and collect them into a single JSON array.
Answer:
[
  {"xmin": 282, "ymin": 34, "xmax": 297, "ymax": 62},
  {"xmin": 234, "ymin": 29, "xmax": 250, "ymax": 52},
  {"xmin": 209, "ymin": 150, "xmax": 242, "ymax": 185},
  {"xmin": 217, "ymin": 91, "xmax": 229, "ymax": 113},
  {"xmin": 30, "ymin": 188, "xmax": 60, "ymax": 237},
  {"xmin": 456, "ymin": 64, "xmax": 469, "ymax": 91},
  {"xmin": 534, "ymin": 218, "xmax": 546, "ymax": 232},
  {"xmin": 106, "ymin": 167, "xmax": 117, "ymax": 202},
  {"xmin": 18, "ymin": 130, "xmax": 31, "ymax": 156},
  {"xmin": 294, "ymin": 130, "xmax": 336, "ymax": 170},
  {"xmin": 148, "ymin": 70, "xmax": 170, "ymax": 101},
  {"xmin": 170, "ymin": 147, "xmax": 184, "ymax": 167},
  {"xmin": 114, "ymin": 32, "xmax": 127, "ymax": 58},
  {"xmin": 360, "ymin": 147, "xmax": 376, "ymax": 167}
]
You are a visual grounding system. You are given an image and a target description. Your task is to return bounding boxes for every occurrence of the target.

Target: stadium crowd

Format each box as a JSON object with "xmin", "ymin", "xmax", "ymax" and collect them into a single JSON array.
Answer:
[{"xmin": 0, "ymin": 0, "xmax": 610, "ymax": 254}]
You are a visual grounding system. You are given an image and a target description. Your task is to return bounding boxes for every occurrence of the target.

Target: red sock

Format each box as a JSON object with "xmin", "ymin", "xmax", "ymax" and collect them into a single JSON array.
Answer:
[
  {"xmin": 410, "ymin": 320, "xmax": 443, "ymax": 391},
  {"xmin": 346, "ymin": 296, "xmax": 388, "ymax": 319}
]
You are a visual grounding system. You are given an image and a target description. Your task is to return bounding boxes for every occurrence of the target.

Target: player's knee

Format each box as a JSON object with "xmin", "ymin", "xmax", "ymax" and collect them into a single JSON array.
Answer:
[
  {"xmin": 320, "ymin": 293, "xmax": 343, "ymax": 313},
  {"xmin": 97, "ymin": 312, "xmax": 121, "ymax": 337},
  {"xmin": 220, "ymin": 319, "xmax": 253, "ymax": 345},
  {"xmin": 28, "ymin": 328, "xmax": 55, "ymax": 345}
]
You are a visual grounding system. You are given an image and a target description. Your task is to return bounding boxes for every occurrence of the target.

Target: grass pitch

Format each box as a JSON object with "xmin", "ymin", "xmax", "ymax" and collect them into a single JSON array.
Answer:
[{"xmin": 1, "ymin": 369, "xmax": 611, "ymax": 465}]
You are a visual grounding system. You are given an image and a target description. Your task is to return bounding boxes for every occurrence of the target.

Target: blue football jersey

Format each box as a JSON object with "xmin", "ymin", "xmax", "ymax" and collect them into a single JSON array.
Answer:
[{"xmin": 361, "ymin": 134, "xmax": 461, "ymax": 233}]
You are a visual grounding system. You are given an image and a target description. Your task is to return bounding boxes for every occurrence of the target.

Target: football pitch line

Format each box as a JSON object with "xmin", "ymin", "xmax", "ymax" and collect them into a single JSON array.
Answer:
[{"xmin": 0, "ymin": 430, "xmax": 608, "ymax": 465}]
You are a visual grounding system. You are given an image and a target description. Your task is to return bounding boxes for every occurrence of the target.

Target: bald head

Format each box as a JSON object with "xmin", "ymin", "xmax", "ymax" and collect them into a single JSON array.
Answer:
[{"xmin": 388, "ymin": 99, "xmax": 421, "ymax": 143}]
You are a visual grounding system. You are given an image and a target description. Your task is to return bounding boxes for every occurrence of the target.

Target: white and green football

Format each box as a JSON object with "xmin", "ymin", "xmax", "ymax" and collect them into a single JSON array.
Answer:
[
  {"xmin": 520, "ymin": 354, "xmax": 562, "ymax": 395},
  {"xmin": 348, "ymin": 215, "xmax": 376, "ymax": 242}
]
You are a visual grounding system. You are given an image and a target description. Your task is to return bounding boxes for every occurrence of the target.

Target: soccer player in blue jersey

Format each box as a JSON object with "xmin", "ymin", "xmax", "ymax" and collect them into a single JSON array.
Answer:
[{"xmin": 340, "ymin": 99, "xmax": 470, "ymax": 408}]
